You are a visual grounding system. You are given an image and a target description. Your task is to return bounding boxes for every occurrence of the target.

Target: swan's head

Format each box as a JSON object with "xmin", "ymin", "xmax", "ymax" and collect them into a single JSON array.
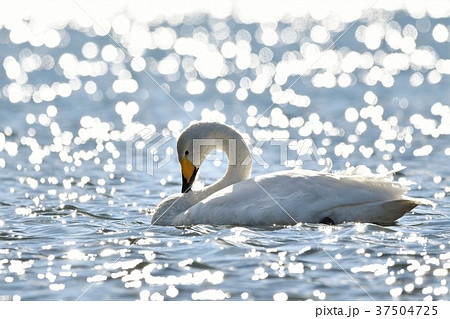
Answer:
[{"xmin": 176, "ymin": 122, "xmax": 251, "ymax": 194}]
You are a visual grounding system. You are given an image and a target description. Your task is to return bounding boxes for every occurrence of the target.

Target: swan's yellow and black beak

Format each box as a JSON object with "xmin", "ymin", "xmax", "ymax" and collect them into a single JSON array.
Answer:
[{"xmin": 181, "ymin": 155, "xmax": 198, "ymax": 193}]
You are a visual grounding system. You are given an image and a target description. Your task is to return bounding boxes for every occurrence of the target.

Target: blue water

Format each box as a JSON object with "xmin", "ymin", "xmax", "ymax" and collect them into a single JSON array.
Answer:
[{"xmin": 0, "ymin": 2, "xmax": 449, "ymax": 300}]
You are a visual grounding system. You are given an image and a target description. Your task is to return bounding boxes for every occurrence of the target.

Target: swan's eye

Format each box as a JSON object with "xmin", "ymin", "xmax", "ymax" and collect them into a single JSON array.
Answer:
[{"xmin": 185, "ymin": 150, "xmax": 189, "ymax": 155}]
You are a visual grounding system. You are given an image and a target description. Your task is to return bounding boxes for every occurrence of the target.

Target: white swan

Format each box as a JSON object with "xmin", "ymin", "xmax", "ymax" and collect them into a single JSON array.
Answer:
[{"xmin": 152, "ymin": 122, "xmax": 432, "ymax": 226}]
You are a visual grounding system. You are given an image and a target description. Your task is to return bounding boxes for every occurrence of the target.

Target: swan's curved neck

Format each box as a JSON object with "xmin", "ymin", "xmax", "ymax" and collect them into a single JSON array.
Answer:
[{"xmin": 194, "ymin": 124, "xmax": 252, "ymax": 200}]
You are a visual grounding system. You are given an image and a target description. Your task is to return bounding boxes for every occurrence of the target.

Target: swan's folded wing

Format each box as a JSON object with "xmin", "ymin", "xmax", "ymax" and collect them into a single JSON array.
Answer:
[{"xmin": 173, "ymin": 169, "xmax": 430, "ymax": 226}]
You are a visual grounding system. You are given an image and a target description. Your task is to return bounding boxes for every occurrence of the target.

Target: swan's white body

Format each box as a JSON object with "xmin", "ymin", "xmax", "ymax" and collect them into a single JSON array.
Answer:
[{"xmin": 152, "ymin": 122, "xmax": 432, "ymax": 226}]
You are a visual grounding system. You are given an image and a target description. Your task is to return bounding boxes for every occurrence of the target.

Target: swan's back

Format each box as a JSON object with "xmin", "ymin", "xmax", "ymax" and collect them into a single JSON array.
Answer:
[{"xmin": 172, "ymin": 169, "xmax": 429, "ymax": 226}]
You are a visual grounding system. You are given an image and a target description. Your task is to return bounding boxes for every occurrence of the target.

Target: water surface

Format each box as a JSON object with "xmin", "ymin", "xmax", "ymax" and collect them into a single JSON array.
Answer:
[{"xmin": 0, "ymin": 1, "xmax": 449, "ymax": 300}]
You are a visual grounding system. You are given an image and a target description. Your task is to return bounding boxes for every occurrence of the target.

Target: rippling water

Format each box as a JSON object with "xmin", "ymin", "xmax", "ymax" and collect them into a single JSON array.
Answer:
[{"xmin": 0, "ymin": 1, "xmax": 449, "ymax": 300}]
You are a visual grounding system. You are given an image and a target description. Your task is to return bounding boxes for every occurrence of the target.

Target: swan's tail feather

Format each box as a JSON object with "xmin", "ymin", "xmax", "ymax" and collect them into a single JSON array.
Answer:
[
  {"xmin": 371, "ymin": 197, "xmax": 433, "ymax": 224},
  {"xmin": 379, "ymin": 199, "xmax": 418, "ymax": 222},
  {"xmin": 328, "ymin": 197, "xmax": 433, "ymax": 224},
  {"xmin": 341, "ymin": 199, "xmax": 418, "ymax": 225},
  {"xmin": 402, "ymin": 196, "xmax": 436, "ymax": 208}
]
